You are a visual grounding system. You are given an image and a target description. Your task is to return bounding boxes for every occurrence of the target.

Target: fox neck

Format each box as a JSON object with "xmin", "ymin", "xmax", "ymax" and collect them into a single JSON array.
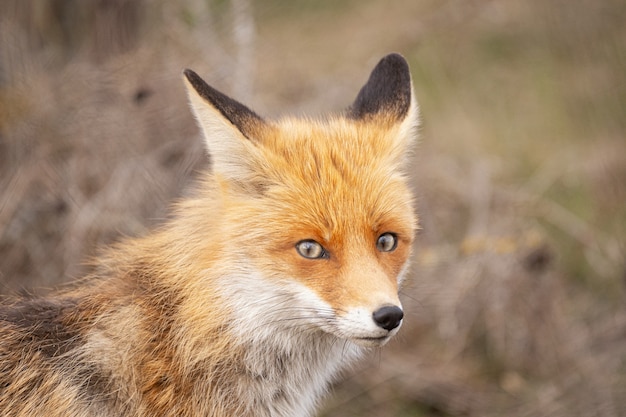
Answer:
[
  {"xmin": 233, "ymin": 320, "xmax": 363, "ymax": 417},
  {"xmin": 169, "ymin": 267, "xmax": 365, "ymax": 416},
  {"xmin": 216, "ymin": 270, "xmax": 365, "ymax": 416}
]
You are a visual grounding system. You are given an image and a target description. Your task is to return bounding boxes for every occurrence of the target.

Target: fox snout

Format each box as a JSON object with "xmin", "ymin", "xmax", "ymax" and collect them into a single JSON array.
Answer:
[
  {"xmin": 334, "ymin": 303, "xmax": 404, "ymax": 347},
  {"xmin": 331, "ymin": 281, "xmax": 405, "ymax": 347}
]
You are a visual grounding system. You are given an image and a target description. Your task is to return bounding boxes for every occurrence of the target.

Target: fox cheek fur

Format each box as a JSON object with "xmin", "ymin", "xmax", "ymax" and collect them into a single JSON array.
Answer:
[{"xmin": 0, "ymin": 53, "xmax": 419, "ymax": 417}]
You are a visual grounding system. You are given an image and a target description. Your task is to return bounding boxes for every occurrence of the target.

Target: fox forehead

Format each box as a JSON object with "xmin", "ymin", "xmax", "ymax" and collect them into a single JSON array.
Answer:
[
  {"xmin": 249, "ymin": 117, "xmax": 417, "ymax": 247},
  {"xmin": 261, "ymin": 117, "xmax": 404, "ymax": 175}
]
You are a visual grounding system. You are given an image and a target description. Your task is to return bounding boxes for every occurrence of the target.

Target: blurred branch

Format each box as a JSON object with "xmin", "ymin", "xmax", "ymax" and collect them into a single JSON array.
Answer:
[{"xmin": 231, "ymin": 0, "xmax": 256, "ymax": 102}]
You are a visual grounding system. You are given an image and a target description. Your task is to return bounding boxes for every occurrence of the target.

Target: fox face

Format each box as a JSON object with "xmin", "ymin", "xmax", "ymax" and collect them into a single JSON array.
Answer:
[{"xmin": 184, "ymin": 54, "xmax": 418, "ymax": 348}]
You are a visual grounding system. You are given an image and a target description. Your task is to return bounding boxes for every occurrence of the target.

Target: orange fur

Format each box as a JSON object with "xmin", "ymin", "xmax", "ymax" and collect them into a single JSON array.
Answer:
[{"xmin": 0, "ymin": 53, "xmax": 419, "ymax": 417}]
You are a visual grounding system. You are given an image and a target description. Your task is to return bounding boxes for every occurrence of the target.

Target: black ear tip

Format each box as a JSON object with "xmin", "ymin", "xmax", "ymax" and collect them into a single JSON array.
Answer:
[
  {"xmin": 183, "ymin": 69, "xmax": 213, "ymax": 99},
  {"xmin": 183, "ymin": 68, "xmax": 200, "ymax": 84},
  {"xmin": 182, "ymin": 67, "xmax": 264, "ymax": 139},
  {"xmin": 374, "ymin": 53, "xmax": 410, "ymax": 78},
  {"xmin": 381, "ymin": 53, "xmax": 408, "ymax": 66}
]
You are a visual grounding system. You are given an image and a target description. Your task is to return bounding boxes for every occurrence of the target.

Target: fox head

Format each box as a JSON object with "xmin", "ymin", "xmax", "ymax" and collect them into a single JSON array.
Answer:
[{"xmin": 183, "ymin": 54, "xmax": 418, "ymax": 347}]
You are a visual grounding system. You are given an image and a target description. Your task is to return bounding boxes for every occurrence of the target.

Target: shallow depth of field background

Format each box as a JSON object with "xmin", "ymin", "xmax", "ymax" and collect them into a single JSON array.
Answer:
[{"xmin": 1, "ymin": 1, "xmax": 625, "ymax": 416}]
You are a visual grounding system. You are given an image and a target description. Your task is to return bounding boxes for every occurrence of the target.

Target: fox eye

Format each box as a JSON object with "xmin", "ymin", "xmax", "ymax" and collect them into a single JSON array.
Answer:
[
  {"xmin": 376, "ymin": 233, "xmax": 398, "ymax": 252},
  {"xmin": 296, "ymin": 240, "xmax": 327, "ymax": 259}
]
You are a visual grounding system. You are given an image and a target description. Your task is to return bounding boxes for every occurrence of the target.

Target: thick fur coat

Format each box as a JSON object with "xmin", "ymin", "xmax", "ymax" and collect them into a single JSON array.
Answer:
[{"xmin": 0, "ymin": 53, "xmax": 419, "ymax": 417}]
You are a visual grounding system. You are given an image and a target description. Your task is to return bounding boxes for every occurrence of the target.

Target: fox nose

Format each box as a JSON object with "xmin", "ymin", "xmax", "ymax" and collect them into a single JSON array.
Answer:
[{"xmin": 372, "ymin": 305, "xmax": 404, "ymax": 331}]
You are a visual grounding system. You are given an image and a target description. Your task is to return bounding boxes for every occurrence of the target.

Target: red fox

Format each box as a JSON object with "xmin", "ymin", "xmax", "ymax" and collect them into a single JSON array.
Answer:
[{"xmin": 0, "ymin": 53, "xmax": 419, "ymax": 417}]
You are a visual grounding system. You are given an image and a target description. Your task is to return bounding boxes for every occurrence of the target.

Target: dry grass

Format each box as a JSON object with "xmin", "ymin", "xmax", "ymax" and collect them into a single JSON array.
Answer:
[{"xmin": 1, "ymin": 0, "xmax": 625, "ymax": 416}]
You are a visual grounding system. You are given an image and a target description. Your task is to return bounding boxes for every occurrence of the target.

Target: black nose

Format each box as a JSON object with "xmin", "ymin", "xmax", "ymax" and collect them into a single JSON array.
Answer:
[{"xmin": 372, "ymin": 305, "xmax": 404, "ymax": 331}]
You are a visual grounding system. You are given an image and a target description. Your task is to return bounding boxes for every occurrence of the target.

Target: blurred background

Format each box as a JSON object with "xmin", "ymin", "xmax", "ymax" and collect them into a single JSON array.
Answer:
[{"xmin": 1, "ymin": 0, "xmax": 625, "ymax": 415}]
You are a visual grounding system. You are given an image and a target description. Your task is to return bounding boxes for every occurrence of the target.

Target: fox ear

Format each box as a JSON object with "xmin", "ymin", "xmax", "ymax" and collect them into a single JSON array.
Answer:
[
  {"xmin": 183, "ymin": 69, "xmax": 265, "ymax": 185},
  {"xmin": 349, "ymin": 53, "xmax": 419, "ymax": 164}
]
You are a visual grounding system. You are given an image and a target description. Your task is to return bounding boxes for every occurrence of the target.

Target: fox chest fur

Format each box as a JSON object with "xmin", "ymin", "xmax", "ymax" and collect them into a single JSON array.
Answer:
[{"xmin": 0, "ymin": 53, "xmax": 419, "ymax": 417}]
